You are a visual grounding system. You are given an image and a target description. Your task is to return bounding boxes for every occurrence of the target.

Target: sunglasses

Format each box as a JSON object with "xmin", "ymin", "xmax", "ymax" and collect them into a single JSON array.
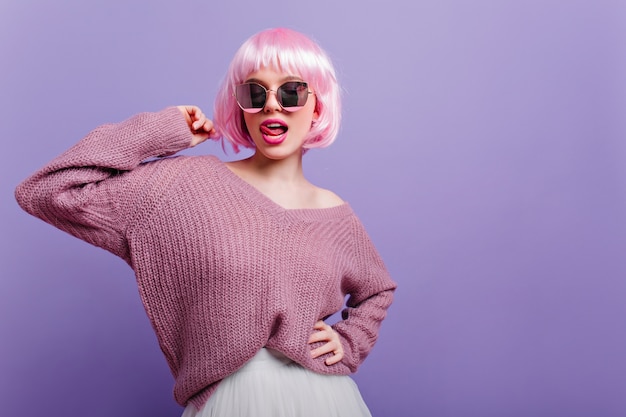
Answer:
[{"xmin": 234, "ymin": 81, "xmax": 312, "ymax": 113}]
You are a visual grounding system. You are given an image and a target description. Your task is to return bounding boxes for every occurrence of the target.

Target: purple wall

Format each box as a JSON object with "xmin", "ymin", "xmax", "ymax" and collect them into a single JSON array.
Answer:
[{"xmin": 2, "ymin": 1, "xmax": 625, "ymax": 416}]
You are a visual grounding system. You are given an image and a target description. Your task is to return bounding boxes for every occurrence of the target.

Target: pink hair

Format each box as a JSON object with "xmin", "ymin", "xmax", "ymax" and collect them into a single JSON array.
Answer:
[{"xmin": 213, "ymin": 28, "xmax": 341, "ymax": 152}]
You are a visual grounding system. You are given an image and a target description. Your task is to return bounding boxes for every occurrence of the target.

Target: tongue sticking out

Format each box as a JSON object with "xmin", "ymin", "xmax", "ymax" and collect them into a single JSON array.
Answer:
[{"xmin": 260, "ymin": 124, "xmax": 288, "ymax": 136}]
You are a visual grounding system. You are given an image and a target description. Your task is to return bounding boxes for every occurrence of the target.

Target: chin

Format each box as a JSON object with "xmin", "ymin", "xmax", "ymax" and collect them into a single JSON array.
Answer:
[
  {"xmin": 253, "ymin": 138, "xmax": 305, "ymax": 160},
  {"xmin": 261, "ymin": 149, "xmax": 299, "ymax": 161}
]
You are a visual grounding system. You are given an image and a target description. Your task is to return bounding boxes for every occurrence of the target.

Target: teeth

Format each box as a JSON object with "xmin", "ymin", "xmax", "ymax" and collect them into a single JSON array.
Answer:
[{"xmin": 267, "ymin": 123, "xmax": 282, "ymax": 128}]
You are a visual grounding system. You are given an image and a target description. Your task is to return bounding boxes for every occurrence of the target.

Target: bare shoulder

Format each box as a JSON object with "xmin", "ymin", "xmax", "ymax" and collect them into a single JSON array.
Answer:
[{"xmin": 314, "ymin": 187, "xmax": 345, "ymax": 208}]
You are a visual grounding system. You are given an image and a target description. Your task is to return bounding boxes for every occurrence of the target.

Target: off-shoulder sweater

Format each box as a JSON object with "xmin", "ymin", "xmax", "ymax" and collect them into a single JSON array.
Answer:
[{"xmin": 14, "ymin": 107, "xmax": 396, "ymax": 408}]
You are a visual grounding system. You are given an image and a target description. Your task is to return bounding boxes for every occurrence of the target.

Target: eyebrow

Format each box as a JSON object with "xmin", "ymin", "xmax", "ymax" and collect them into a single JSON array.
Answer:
[{"xmin": 244, "ymin": 75, "xmax": 304, "ymax": 85}]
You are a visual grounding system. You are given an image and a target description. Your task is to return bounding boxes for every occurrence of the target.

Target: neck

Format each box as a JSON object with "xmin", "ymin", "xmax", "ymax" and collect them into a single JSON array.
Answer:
[{"xmin": 246, "ymin": 151, "xmax": 306, "ymax": 184}]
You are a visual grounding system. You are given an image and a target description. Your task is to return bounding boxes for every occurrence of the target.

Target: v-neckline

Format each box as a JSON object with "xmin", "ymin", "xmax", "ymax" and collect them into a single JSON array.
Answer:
[{"xmin": 207, "ymin": 155, "xmax": 352, "ymax": 220}]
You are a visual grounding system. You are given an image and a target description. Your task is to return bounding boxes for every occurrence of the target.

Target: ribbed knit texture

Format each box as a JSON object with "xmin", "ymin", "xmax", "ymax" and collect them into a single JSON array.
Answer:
[{"xmin": 15, "ymin": 107, "xmax": 397, "ymax": 408}]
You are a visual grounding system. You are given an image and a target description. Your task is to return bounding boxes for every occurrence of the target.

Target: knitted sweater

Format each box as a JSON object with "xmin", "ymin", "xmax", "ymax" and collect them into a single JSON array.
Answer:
[{"xmin": 15, "ymin": 107, "xmax": 397, "ymax": 408}]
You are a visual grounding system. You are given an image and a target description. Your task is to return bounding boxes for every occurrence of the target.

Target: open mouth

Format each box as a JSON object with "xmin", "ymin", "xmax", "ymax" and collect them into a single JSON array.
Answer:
[{"xmin": 260, "ymin": 120, "xmax": 288, "ymax": 144}]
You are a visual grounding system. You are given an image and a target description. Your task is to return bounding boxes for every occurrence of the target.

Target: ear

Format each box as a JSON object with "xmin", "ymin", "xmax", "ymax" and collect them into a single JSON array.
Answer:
[
  {"xmin": 313, "ymin": 101, "xmax": 320, "ymax": 120},
  {"xmin": 311, "ymin": 111, "xmax": 320, "ymax": 128}
]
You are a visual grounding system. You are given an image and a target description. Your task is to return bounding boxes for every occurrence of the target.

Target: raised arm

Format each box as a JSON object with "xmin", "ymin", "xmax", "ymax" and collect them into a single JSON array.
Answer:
[{"xmin": 14, "ymin": 106, "xmax": 215, "ymax": 261}]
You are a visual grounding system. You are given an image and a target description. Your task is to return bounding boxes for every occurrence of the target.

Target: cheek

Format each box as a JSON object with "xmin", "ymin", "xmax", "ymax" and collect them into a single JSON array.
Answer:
[{"xmin": 242, "ymin": 114, "xmax": 253, "ymax": 135}]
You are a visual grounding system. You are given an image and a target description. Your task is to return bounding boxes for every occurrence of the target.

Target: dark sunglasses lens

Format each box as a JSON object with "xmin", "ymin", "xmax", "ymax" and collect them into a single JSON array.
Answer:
[
  {"xmin": 235, "ymin": 83, "xmax": 267, "ymax": 109},
  {"xmin": 278, "ymin": 82, "xmax": 309, "ymax": 108}
]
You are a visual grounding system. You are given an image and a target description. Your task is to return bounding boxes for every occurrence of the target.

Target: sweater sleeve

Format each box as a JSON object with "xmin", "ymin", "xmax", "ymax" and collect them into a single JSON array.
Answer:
[
  {"xmin": 331, "ymin": 217, "xmax": 397, "ymax": 373},
  {"xmin": 14, "ymin": 107, "xmax": 192, "ymax": 262}
]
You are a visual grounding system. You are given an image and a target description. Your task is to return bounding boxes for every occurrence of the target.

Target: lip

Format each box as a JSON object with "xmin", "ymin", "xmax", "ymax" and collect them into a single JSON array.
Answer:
[{"xmin": 259, "ymin": 119, "xmax": 288, "ymax": 145}]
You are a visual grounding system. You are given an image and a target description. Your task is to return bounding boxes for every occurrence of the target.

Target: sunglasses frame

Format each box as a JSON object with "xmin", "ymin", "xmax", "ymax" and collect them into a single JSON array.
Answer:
[{"xmin": 234, "ymin": 81, "xmax": 313, "ymax": 113}]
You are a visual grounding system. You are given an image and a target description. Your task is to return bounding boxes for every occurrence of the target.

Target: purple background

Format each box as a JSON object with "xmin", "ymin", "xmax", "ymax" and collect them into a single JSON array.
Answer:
[{"xmin": 2, "ymin": 1, "xmax": 625, "ymax": 416}]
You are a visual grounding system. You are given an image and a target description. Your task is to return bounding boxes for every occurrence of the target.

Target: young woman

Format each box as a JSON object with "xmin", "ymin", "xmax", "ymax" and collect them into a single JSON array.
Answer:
[{"xmin": 15, "ymin": 28, "xmax": 396, "ymax": 416}]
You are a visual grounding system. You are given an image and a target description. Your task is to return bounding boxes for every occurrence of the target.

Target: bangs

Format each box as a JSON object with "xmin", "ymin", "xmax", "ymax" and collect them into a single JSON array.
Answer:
[{"xmin": 231, "ymin": 29, "xmax": 333, "ymax": 89}]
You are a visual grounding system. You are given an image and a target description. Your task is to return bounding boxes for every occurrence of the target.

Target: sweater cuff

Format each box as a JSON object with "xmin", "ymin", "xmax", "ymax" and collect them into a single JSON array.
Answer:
[{"xmin": 142, "ymin": 107, "xmax": 193, "ymax": 159}]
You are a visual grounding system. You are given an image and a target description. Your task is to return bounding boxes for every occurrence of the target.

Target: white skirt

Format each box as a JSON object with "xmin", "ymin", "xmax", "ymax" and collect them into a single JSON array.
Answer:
[{"xmin": 181, "ymin": 348, "xmax": 372, "ymax": 417}]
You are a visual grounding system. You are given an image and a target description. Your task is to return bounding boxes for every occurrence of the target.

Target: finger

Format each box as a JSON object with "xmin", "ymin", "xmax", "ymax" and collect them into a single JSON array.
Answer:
[
  {"xmin": 179, "ymin": 105, "xmax": 199, "ymax": 118},
  {"xmin": 308, "ymin": 329, "xmax": 330, "ymax": 344},
  {"xmin": 308, "ymin": 320, "xmax": 332, "ymax": 343},
  {"xmin": 191, "ymin": 113, "xmax": 206, "ymax": 130},
  {"xmin": 310, "ymin": 341, "xmax": 337, "ymax": 359},
  {"xmin": 308, "ymin": 320, "xmax": 344, "ymax": 364},
  {"xmin": 196, "ymin": 117, "xmax": 215, "ymax": 133},
  {"xmin": 325, "ymin": 351, "xmax": 343, "ymax": 366},
  {"xmin": 199, "ymin": 119, "xmax": 215, "ymax": 133},
  {"xmin": 192, "ymin": 119, "xmax": 203, "ymax": 131},
  {"xmin": 178, "ymin": 105, "xmax": 206, "ymax": 132},
  {"xmin": 208, "ymin": 128, "xmax": 219, "ymax": 139},
  {"xmin": 313, "ymin": 320, "xmax": 329, "ymax": 331},
  {"xmin": 187, "ymin": 105, "xmax": 201, "ymax": 117}
]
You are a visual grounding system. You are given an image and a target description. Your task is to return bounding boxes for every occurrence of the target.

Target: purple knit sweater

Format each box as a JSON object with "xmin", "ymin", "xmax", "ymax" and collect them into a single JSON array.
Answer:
[{"xmin": 15, "ymin": 107, "xmax": 397, "ymax": 408}]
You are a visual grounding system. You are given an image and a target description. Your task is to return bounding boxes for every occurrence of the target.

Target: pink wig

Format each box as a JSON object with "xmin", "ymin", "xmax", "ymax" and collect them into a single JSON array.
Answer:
[{"xmin": 213, "ymin": 28, "xmax": 341, "ymax": 152}]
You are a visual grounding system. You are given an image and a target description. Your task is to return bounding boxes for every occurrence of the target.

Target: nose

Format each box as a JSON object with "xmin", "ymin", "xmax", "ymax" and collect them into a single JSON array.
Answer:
[{"xmin": 263, "ymin": 90, "xmax": 282, "ymax": 113}]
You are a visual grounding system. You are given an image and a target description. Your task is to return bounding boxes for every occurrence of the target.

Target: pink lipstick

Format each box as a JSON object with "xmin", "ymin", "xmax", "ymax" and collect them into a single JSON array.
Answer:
[{"xmin": 260, "ymin": 119, "xmax": 288, "ymax": 144}]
